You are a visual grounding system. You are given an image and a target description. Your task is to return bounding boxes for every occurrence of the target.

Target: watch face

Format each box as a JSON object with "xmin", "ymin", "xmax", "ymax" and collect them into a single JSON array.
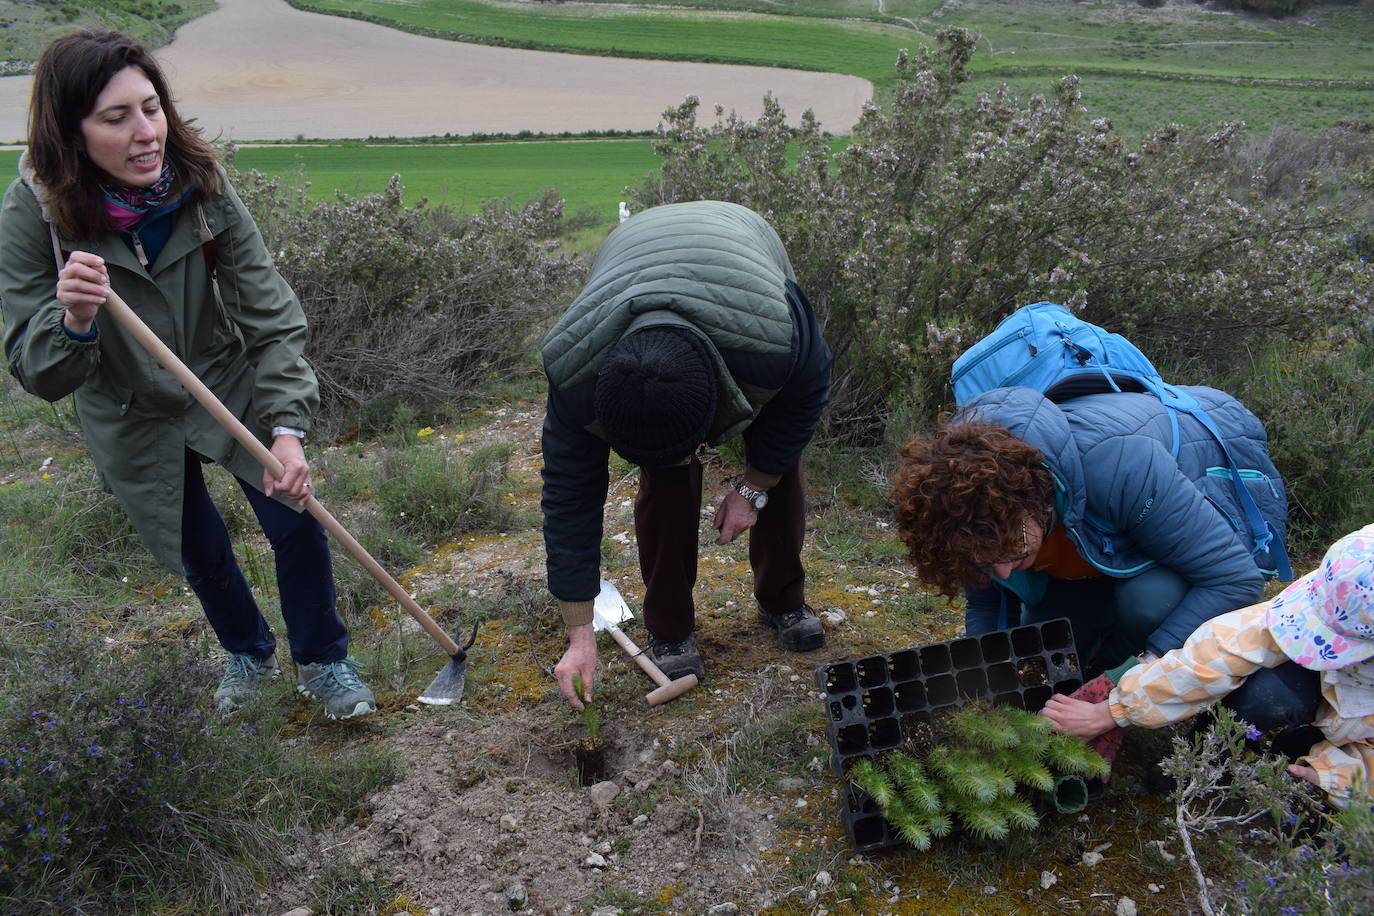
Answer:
[{"xmin": 736, "ymin": 481, "xmax": 767, "ymax": 509}]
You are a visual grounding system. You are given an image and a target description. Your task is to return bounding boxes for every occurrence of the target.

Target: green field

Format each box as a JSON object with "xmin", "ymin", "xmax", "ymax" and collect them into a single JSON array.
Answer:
[
  {"xmin": 294, "ymin": 0, "xmax": 914, "ymax": 84},
  {"xmin": 0, "ymin": 141, "xmax": 662, "ymax": 217},
  {"xmin": 295, "ymin": 0, "xmax": 1374, "ymax": 133},
  {"xmin": 231, "ymin": 140, "xmax": 661, "ymax": 216}
]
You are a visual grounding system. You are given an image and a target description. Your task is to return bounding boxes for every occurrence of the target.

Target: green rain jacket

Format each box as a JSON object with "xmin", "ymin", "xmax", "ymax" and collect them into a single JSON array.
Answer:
[{"xmin": 1, "ymin": 155, "xmax": 318, "ymax": 571}]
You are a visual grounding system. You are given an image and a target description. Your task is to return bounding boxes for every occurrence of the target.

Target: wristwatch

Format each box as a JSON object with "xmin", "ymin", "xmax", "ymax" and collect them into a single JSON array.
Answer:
[{"xmin": 733, "ymin": 479, "xmax": 769, "ymax": 510}]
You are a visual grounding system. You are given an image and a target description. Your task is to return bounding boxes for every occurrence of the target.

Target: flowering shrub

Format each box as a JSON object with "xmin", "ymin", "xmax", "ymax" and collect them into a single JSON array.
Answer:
[
  {"xmin": 231, "ymin": 168, "xmax": 585, "ymax": 429},
  {"xmin": 0, "ymin": 628, "xmax": 397, "ymax": 913},
  {"xmin": 628, "ymin": 29, "xmax": 1372, "ymax": 438},
  {"xmin": 1159, "ymin": 705, "xmax": 1373, "ymax": 916}
]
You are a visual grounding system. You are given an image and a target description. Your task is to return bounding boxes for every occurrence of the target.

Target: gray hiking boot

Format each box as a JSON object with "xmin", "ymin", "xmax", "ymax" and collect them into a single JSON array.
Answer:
[
  {"xmin": 296, "ymin": 657, "xmax": 377, "ymax": 720},
  {"xmin": 214, "ymin": 651, "xmax": 279, "ymax": 709},
  {"xmin": 648, "ymin": 634, "xmax": 706, "ymax": 682},
  {"xmin": 758, "ymin": 602, "xmax": 825, "ymax": 651}
]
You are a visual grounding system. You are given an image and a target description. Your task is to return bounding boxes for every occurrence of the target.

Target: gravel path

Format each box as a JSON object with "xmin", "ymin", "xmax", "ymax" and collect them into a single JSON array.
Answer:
[{"xmin": 0, "ymin": 0, "xmax": 870, "ymax": 142}]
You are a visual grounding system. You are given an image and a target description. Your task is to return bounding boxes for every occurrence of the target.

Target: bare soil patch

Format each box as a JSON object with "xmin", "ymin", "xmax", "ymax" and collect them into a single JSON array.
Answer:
[{"xmin": 256, "ymin": 402, "xmax": 1198, "ymax": 915}]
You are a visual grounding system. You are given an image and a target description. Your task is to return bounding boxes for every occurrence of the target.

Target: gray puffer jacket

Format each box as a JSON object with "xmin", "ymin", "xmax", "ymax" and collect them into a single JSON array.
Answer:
[{"xmin": 540, "ymin": 201, "xmax": 831, "ymax": 608}]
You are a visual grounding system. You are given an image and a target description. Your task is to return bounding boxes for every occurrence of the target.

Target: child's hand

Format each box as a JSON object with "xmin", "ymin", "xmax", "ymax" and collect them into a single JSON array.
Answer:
[{"xmin": 1041, "ymin": 694, "xmax": 1116, "ymax": 740}]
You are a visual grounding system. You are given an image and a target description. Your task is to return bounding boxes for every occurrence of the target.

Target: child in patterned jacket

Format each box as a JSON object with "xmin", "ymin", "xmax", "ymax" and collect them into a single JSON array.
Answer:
[{"xmin": 1043, "ymin": 523, "xmax": 1374, "ymax": 808}]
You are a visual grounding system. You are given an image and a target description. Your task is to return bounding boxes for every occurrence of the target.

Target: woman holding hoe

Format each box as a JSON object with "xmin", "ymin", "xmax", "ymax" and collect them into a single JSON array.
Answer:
[{"xmin": 0, "ymin": 29, "xmax": 374, "ymax": 718}]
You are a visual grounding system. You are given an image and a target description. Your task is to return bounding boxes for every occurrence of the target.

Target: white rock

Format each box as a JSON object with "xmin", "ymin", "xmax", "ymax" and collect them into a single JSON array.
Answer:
[
  {"xmin": 583, "ymin": 852, "xmax": 607, "ymax": 869},
  {"xmin": 1039, "ymin": 870, "xmax": 1058, "ymax": 889},
  {"xmin": 815, "ymin": 870, "xmax": 832, "ymax": 887},
  {"xmin": 707, "ymin": 905, "xmax": 739, "ymax": 916},
  {"xmin": 1148, "ymin": 883, "xmax": 1162, "ymax": 894},
  {"xmin": 589, "ymin": 781, "xmax": 620, "ymax": 807},
  {"xmin": 593, "ymin": 840, "xmax": 612, "ymax": 855},
  {"xmin": 632, "ymin": 814, "xmax": 649, "ymax": 827},
  {"xmin": 499, "ymin": 814, "xmax": 519, "ymax": 832},
  {"xmin": 1116, "ymin": 899, "xmax": 1137, "ymax": 916},
  {"xmin": 280, "ymin": 909, "xmax": 313, "ymax": 916},
  {"xmin": 506, "ymin": 883, "xmax": 528, "ymax": 908}
]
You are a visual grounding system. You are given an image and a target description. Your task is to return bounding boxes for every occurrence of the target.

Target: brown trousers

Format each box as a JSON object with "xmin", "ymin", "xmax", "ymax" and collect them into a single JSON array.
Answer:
[{"xmin": 635, "ymin": 454, "xmax": 807, "ymax": 642}]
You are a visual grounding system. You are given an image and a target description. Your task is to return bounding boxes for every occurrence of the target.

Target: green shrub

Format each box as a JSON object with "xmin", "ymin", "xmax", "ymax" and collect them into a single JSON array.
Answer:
[
  {"xmin": 629, "ymin": 30, "xmax": 1373, "ymax": 443},
  {"xmin": 0, "ymin": 473, "xmax": 160, "ymax": 625},
  {"xmin": 377, "ymin": 441, "xmax": 519, "ymax": 540},
  {"xmin": 230, "ymin": 167, "xmax": 584, "ymax": 428},
  {"xmin": 0, "ymin": 628, "xmax": 398, "ymax": 913},
  {"xmin": 1223, "ymin": 333, "xmax": 1374, "ymax": 557}
]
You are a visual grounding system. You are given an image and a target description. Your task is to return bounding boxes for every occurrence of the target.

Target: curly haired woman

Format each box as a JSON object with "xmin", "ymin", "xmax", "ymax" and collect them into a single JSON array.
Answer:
[{"xmin": 890, "ymin": 384, "xmax": 1288, "ymax": 677}]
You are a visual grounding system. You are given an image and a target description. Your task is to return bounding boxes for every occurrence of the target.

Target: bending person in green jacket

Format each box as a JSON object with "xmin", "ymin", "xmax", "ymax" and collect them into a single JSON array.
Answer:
[
  {"xmin": 541, "ymin": 201, "xmax": 833, "ymax": 706},
  {"xmin": 0, "ymin": 29, "xmax": 375, "ymax": 719}
]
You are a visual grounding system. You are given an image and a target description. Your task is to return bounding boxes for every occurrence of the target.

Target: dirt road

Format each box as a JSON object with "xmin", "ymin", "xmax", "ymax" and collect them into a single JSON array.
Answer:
[{"xmin": 0, "ymin": 0, "xmax": 871, "ymax": 142}]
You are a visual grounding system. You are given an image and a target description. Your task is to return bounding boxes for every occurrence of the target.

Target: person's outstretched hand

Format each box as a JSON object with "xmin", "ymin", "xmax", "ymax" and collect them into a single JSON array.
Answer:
[
  {"xmin": 712, "ymin": 488, "xmax": 758, "ymax": 545},
  {"xmin": 555, "ymin": 623, "xmax": 598, "ymax": 710},
  {"xmin": 1042, "ymin": 693, "xmax": 1116, "ymax": 740}
]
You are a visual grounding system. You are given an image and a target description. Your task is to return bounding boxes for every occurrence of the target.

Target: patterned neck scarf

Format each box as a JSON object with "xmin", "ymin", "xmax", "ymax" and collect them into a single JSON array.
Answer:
[{"xmin": 101, "ymin": 162, "xmax": 175, "ymax": 229}]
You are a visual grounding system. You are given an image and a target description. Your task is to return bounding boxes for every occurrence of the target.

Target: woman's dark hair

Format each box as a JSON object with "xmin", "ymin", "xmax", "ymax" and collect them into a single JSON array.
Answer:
[
  {"xmin": 889, "ymin": 419, "xmax": 1055, "ymax": 596},
  {"xmin": 28, "ymin": 28, "xmax": 220, "ymax": 237}
]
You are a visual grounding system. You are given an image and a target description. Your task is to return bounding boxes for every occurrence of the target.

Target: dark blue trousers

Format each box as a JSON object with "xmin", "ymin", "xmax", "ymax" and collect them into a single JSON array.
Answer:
[
  {"xmin": 971, "ymin": 567, "xmax": 1194, "ymax": 671},
  {"xmin": 1222, "ymin": 660, "xmax": 1322, "ymax": 733},
  {"xmin": 180, "ymin": 451, "xmax": 348, "ymax": 665}
]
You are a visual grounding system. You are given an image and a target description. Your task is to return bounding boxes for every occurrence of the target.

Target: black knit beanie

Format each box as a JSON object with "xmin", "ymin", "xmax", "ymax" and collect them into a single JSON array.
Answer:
[{"xmin": 594, "ymin": 327, "xmax": 718, "ymax": 467}]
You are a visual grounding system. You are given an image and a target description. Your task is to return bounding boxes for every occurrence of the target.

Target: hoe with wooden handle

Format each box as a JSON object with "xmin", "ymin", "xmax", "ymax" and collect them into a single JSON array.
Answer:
[
  {"xmin": 100, "ymin": 287, "xmax": 475, "ymax": 705},
  {"xmin": 593, "ymin": 580, "xmax": 698, "ymax": 706}
]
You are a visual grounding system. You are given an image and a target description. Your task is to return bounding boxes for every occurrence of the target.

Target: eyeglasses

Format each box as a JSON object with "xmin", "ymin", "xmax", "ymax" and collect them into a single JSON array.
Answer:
[
  {"xmin": 980, "ymin": 517, "xmax": 1034, "ymax": 570},
  {"xmin": 1002, "ymin": 518, "xmax": 1033, "ymax": 565}
]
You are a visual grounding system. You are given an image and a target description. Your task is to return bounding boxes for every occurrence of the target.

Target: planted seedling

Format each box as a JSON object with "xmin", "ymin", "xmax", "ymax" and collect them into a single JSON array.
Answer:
[{"xmin": 572, "ymin": 673, "xmax": 607, "ymax": 786}]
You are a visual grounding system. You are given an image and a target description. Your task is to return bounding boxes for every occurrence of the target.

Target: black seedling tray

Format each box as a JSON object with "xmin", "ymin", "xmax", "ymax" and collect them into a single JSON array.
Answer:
[{"xmin": 813, "ymin": 618, "xmax": 1083, "ymax": 852}]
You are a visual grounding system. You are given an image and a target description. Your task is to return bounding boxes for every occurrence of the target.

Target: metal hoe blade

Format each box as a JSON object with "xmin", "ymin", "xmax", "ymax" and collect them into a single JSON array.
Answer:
[
  {"xmin": 592, "ymin": 580, "xmax": 635, "ymax": 631},
  {"xmin": 418, "ymin": 623, "xmax": 478, "ymax": 705}
]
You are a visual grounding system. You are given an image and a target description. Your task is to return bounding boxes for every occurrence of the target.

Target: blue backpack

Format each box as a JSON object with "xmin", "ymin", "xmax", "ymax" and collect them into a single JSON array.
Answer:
[{"xmin": 951, "ymin": 301, "xmax": 1293, "ymax": 580}]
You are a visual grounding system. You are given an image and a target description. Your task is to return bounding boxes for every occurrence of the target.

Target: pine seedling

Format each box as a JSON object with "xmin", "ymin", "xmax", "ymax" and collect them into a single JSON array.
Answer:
[
  {"xmin": 929, "ymin": 746, "xmax": 1012, "ymax": 803},
  {"xmin": 992, "ymin": 794, "xmax": 1040, "ymax": 832},
  {"xmin": 572, "ymin": 673, "xmax": 600, "ymax": 743},
  {"xmin": 1007, "ymin": 705, "xmax": 1055, "ymax": 750},
  {"xmin": 849, "ymin": 701, "xmax": 1108, "ymax": 850},
  {"xmin": 848, "ymin": 757, "xmax": 896, "ymax": 809},
  {"xmin": 950, "ymin": 704, "xmax": 1021, "ymax": 750},
  {"xmin": 886, "ymin": 795, "xmax": 934, "ymax": 851},
  {"xmin": 1005, "ymin": 752, "xmax": 1055, "ymax": 796},
  {"xmin": 886, "ymin": 750, "xmax": 942, "ymax": 814},
  {"xmin": 920, "ymin": 807, "xmax": 954, "ymax": 840},
  {"xmin": 1044, "ymin": 731, "xmax": 1110, "ymax": 777},
  {"xmin": 947, "ymin": 790, "xmax": 1011, "ymax": 841}
]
